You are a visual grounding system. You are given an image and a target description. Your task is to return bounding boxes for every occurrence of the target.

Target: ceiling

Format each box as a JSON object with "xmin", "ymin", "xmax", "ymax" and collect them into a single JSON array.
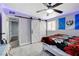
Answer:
[{"xmin": 2, "ymin": 3, "xmax": 79, "ymax": 20}]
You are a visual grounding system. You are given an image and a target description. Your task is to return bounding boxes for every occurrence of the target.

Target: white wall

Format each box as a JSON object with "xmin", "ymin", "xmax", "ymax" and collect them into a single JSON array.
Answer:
[
  {"xmin": 47, "ymin": 11, "xmax": 79, "ymax": 36},
  {"xmin": 2, "ymin": 12, "xmax": 10, "ymax": 43}
]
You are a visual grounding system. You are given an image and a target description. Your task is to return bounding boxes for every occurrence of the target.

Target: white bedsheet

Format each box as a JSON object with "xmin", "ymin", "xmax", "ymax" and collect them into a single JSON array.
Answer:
[{"xmin": 43, "ymin": 43, "xmax": 70, "ymax": 56}]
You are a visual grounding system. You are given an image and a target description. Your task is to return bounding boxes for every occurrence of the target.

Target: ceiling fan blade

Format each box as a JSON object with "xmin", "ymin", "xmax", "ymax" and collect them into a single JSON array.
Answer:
[
  {"xmin": 53, "ymin": 9, "xmax": 63, "ymax": 13},
  {"xmin": 36, "ymin": 9, "xmax": 47, "ymax": 13},
  {"xmin": 52, "ymin": 3, "xmax": 63, "ymax": 8}
]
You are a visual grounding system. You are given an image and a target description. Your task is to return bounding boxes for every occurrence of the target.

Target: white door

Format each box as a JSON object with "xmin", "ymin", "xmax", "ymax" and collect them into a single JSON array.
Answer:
[
  {"xmin": 40, "ymin": 21, "xmax": 46, "ymax": 38},
  {"xmin": 31, "ymin": 20, "xmax": 40, "ymax": 43},
  {"xmin": 19, "ymin": 18, "xmax": 31, "ymax": 45}
]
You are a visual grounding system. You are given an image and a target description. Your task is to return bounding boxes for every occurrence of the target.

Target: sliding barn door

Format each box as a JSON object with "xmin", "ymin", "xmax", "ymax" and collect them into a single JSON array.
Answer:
[
  {"xmin": 19, "ymin": 18, "xmax": 31, "ymax": 45},
  {"xmin": 31, "ymin": 20, "xmax": 40, "ymax": 43},
  {"xmin": 40, "ymin": 21, "xmax": 46, "ymax": 38}
]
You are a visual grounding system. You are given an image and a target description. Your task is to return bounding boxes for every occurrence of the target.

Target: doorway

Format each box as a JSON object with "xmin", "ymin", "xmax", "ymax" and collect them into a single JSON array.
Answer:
[{"xmin": 9, "ymin": 17, "xmax": 19, "ymax": 48}]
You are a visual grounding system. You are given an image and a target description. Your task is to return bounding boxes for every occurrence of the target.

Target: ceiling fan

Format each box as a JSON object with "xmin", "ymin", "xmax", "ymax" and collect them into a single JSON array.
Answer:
[{"xmin": 36, "ymin": 3, "xmax": 63, "ymax": 16}]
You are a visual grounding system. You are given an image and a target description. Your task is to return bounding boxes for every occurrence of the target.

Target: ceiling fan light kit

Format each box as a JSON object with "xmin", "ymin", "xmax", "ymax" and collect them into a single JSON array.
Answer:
[{"xmin": 46, "ymin": 9, "xmax": 53, "ymax": 13}]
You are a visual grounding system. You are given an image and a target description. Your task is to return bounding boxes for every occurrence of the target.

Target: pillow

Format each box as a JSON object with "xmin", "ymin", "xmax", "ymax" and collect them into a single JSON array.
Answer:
[
  {"xmin": 54, "ymin": 38, "xmax": 63, "ymax": 43},
  {"xmin": 63, "ymin": 36, "xmax": 69, "ymax": 39},
  {"xmin": 41, "ymin": 37, "xmax": 55, "ymax": 45}
]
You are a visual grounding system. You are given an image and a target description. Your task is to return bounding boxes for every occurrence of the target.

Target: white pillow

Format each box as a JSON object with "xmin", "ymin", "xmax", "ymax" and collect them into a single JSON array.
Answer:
[{"xmin": 54, "ymin": 38, "xmax": 63, "ymax": 43}]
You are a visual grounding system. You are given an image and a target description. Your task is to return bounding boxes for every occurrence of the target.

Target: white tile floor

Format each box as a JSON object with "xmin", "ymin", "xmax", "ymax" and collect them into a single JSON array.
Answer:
[{"xmin": 9, "ymin": 42, "xmax": 53, "ymax": 56}]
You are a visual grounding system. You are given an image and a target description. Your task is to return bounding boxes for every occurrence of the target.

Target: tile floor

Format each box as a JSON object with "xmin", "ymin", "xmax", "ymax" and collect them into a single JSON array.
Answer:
[{"xmin": 9, "ymin": 42, "xmax": 53, "ymax": 56}]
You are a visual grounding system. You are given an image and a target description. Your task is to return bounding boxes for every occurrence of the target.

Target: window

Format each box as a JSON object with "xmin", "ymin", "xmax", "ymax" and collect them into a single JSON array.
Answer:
[{"xmin": 47, "ymin": 20, "xmax": 56, "ymax": 31}]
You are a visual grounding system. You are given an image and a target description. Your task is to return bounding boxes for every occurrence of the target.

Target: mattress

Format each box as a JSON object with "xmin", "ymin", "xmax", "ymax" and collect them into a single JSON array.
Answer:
[{"xmin": 43, "ymin": 43, "xmax": 70, "ymax": 56}]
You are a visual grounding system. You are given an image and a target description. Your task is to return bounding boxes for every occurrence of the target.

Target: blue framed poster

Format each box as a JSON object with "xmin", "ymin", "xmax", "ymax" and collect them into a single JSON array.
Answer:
[
  {"xmin": 75, "ymin": 14, "xmax": 79, "ymax": 30},
  {"xmin": 58, "ymin": 17, "xmax": 65, "ymax": 30}
]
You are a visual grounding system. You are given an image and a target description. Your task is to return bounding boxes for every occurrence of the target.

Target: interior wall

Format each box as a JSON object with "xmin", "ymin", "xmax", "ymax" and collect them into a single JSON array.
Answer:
[
  {"xmin": 47, "ymin": 11, "xmax": 79, "ymax": 36},
  {"xmin": 0, "ymin": 13, "xmax": 2, "ymax": 41},
  {"xmin": 2, "ymin": 12, "xmax": 9, "ymax": 43}
]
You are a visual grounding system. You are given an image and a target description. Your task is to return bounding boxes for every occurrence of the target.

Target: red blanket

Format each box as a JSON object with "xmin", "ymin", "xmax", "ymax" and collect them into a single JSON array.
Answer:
[{"xmin": 64, "ymin": 37, "xmax": 79, "ymax": 56}]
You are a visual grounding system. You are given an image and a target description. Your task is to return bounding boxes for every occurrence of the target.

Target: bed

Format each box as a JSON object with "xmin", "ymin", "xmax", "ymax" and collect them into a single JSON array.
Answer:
[{"xmin": 41, "ymin": 34, "xmax": 79, "ymax": 56}]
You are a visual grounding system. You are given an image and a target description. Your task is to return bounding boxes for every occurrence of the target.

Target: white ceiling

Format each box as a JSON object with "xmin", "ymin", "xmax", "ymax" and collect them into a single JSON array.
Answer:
[{"xmin": 3, "ymin": 3, "xmax": 79, "ymax": 19}]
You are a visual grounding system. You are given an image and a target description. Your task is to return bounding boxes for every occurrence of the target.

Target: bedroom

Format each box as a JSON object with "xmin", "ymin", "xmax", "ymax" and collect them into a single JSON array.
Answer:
[{"xmin": 0, "ymin": 3, "xmax": 79, "ymax": 56}]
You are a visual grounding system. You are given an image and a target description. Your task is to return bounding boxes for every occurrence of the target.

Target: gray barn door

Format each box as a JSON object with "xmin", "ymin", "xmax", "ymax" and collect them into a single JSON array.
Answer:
[{"xmin": 31, "ymin": 20, "xmax": 40, "ymax": 43}]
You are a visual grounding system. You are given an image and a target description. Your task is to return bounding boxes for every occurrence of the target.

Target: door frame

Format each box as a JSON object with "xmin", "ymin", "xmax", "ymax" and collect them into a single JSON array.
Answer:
[
  {"xmin": 0, "ymin": 13, "xmax": 2, "ymax": 41},
  {"xmin": 8, "ymin": 16, "xmax": 19, "ymax": 43}
]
